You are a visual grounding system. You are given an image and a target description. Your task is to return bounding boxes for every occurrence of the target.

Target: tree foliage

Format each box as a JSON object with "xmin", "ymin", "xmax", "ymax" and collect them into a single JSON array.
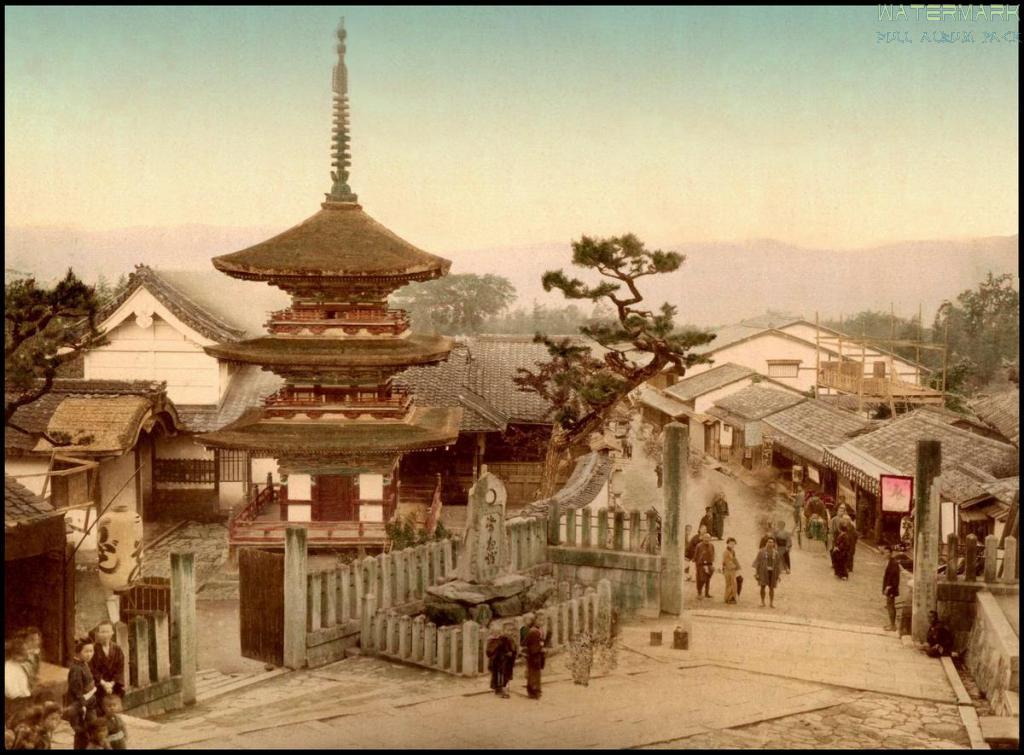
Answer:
[
  {"xmin": 5, "ymin": 269, "xmax": 107, "ymax": 437},
  {"xmin": 932, "ymin": 272, "xmax": 1019, "ymax": 393},
  {"xmin": 384, "ymin": 513, "xmax": 449, "ymax": 552},
  {"xmin": 394, "ymin": 273, "xmax": 516, "ymax": 335},
  {"xmin": 514, "ymin": 234, "xmax": 715, "ymax": 484}
]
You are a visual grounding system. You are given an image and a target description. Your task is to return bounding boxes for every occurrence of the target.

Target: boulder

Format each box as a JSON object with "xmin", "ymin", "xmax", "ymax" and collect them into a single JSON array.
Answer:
[
  {"xmin": 523, "ymin": 578, "xmax": 557, "ymax": 612},
  {"xmin": 491, "ymin": 595, "xmax": 524, "ymax": 618},
  {"xmin": 470, "ymin": 603, "xmax": 493, "ymax": 627},
  {"xmin": 423, "ymin": 596, "xmax": 469, "ymax": 627},
  {"xmin": 425, "ymin": 574, "xmax": 533, "ymax": 605}
]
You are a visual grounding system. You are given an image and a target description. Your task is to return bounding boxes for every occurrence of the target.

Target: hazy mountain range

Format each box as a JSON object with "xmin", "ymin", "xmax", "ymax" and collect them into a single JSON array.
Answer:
[{"xmin": 4, "ymin": 224, "xmax": 1017, "ymax": 327}]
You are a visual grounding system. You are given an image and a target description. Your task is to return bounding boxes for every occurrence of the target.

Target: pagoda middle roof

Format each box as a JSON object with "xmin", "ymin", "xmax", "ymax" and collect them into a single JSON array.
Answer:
[
  {"xmin": 204, "ymin": 334, "xmax": 453, "ymax": 369},
  {"xmin": 212, "ymin": 202, "xmax": 451, "ymax": 282},
  {"xmin": 197, "ymin": 406, "xmax": 463, "ymax": 456}
]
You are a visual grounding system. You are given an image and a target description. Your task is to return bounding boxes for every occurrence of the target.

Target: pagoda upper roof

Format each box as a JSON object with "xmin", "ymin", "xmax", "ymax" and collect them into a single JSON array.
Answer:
[
  {"xmin": 204, "ymin": 334, "xmax": 453, "ymax": 369},
  {"xmin": 197, "ymin": 406, "xmax": 462, "ymax": 456},
  {"xmin": 211, "ymin": 202, "xmax": 451, "ymax": 283}
]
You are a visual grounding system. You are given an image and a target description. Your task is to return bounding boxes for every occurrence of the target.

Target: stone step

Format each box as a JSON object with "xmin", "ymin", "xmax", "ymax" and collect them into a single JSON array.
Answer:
[
  {"xmin": 979, "ymin": 716, "xmax": 1019, "ymax": 748},
  {"xmin": 194, "ymin": 667, "xmax": 290, "ymax": 705}
]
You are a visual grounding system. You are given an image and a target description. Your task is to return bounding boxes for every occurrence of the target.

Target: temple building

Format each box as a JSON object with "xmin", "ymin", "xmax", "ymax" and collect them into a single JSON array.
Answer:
[{"xmin": 198, "ymin": 21, "xmax": 462, "ymax": 549}]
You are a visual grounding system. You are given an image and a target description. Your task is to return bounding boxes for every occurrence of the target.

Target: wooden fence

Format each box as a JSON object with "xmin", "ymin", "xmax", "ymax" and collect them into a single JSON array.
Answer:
[
  {"xmin": 154, "ymin": 458, "xmax": 217, "ymax": 484},
  {"xmin": 360, "ymin": 579, "xmax": 613, "ymax": 677}
]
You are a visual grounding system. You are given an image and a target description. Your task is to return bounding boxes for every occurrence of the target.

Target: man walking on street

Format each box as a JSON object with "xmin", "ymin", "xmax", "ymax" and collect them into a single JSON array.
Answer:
[
  {"xmin": 753, "ymin": 537, "xmax": 783, "ymax": 608},
  {"xmin": 882, "ymin": 546, "xmax": 900, "ymax": 631},
  {"xmin": 694, "ymin": 532, "xmax": 716, "ymax": 599},
  {"xmin": 772, "ymin": 520, "xmax": 792, "ymax": 574}
]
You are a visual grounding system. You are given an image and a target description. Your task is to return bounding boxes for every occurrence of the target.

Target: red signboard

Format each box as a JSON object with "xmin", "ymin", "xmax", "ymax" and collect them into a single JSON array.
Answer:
[{"xmin": 880, "ymin": 474, "xmax": 914, "ymax": 513}]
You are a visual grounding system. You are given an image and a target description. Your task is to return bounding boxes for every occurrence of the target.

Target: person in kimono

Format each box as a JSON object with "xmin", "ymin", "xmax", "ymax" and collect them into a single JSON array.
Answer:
[
  {"xmin": 831, "ymin": 525, "xmax": 851, "ymax": 580},
  {"xmin": 485, "ymin": 623, "xmax": 517, "ymax": 699},
  {"xmin": 752, "ymin": 537, "xmax": 783, "ymax": 608},
  {"xmin": 522, "ymin": 614, "xmax": 546, "ymax": 700},
  {"xmin": 66, "ymin": 637, "xmax": 99, "ymax": 750},
  {"xmin": 710, "ymin": 493, "xmax": 729, "ymax": 539},
  {"xmin": 693, "ymin": 532, "xmax": 716, "ymax": 599},
  {"xmin": 722, "ymin": 537, "xmax": 741, "ymax": 604},
  {"xmin": 89, "ymin": 622, "xmax": 125, "ymax": 708}
]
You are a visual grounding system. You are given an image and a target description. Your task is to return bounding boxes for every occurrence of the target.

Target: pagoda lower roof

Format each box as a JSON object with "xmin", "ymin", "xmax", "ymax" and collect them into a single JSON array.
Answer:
[
  {"xmin": 204, "ymin": 334, "xmax": 453, "ymax": 368},
  {"xmin": 211, "ymin": 201, "xmax": 451, "ymax": 282},
  {"xmin": 197, "ymin": 406, "xmax": 463, "ymax": 456}
]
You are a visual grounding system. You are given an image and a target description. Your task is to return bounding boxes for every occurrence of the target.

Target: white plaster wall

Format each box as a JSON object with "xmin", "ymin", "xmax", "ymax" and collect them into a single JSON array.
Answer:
[
  {"xmin": 101, "ymin": 453, "xmax": 138, "ymax": 512},
  {"xmin": 218, "ymin": 481, "xmax": 245, "ymax": 510},
  {"xmin": 251, "ymin": 457, "xmax": 282, "ymax": 484},
  {"xmin": 692, "ymin": 329, "xmax": 924, "ymax": 389},
  {"xmin": 360, "ymin": 504, "xmax": 384, "ymax": 523},
  {"xmin": 287, "ymin": 504, "xmax": 312, "ymax": 522},
  {"xmin": 156, "ymin": 434, "xmax": 212, "ymax": 460},
  {"xmin": 86, "ymin": 289, "xmax": 221, "ymax": 405},
  {"xmin": 288, "ymin": 474, "xmax": 313, "ymax": 501},
  {"xmin": 779, "ymin": 322, "xmax": 923, "ymax": 383}
]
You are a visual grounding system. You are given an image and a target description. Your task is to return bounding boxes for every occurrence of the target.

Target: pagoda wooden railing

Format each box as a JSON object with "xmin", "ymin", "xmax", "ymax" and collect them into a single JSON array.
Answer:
[
  {"xmin": 230, "ymin": 477, "xmax": 281, "ymax": 537},
  {"xmin": 266, "ymin": 307, "xmax": 410, "ymax": 334},
  {"xmin": 231, "ymin": 520, "xmax": 388, "ymax": 547}
]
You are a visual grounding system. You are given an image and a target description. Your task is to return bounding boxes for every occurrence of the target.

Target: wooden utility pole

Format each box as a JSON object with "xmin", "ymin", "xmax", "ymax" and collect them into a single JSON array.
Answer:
[
  {"xmin": 859, "ymin": 323, "xmax": 866, "ymax": 415},
  {"xmin": 916, "ymin": 303, "xmax": 922, "ymax": 386},
  {"xmin": 942, "ymin": 319, "xmax": 949, "ymax": 395},
  {"xmin": 815, "ymin": 311, "xmax": 821, "ymax": 397}
]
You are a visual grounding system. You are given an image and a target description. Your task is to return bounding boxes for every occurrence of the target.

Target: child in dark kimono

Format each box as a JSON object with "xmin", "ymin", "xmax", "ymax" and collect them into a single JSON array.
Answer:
[
  {"xmin": 102, "ymin": 694, "xmax": 127, "ymax": 750},
  {"xmin": 66, "ymin": 638, "xmax": 99, "ymax": 750},
  {"xmin": 485, "ymin": 623, "xmax": 517, "ymax": 699},
  {"xmin": 832, "ymin": 526, "xmax": 851, "ymax": 580}
]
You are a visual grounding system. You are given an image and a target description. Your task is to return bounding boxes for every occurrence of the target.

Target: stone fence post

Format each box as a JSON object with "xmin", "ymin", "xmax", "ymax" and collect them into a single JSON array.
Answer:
[
  {"xmin": 283, "ymin": 527, "xmax": 309, "ymax": 670},
  {"xmin": 170, "ymin": 552, "xmax": 197, "ymax": 705},
  {"xmin": 660, "ymin": 422, "xmax": 686, "ymax": 615},
  {"xmin": 911, "ymin": 440, "xmax": 941, "ymax": 644}
]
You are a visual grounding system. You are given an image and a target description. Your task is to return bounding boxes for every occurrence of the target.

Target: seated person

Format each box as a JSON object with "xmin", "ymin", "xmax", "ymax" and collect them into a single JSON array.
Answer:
[{"xmin": 924, "ymin": 611, "xmax": 955, "ymax": 658}]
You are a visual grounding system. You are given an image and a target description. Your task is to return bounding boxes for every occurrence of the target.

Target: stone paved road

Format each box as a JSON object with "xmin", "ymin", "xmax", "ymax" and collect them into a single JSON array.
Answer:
[{"xmin": 616, "ymin": 433, "xmax": 893, "ymax": 629}]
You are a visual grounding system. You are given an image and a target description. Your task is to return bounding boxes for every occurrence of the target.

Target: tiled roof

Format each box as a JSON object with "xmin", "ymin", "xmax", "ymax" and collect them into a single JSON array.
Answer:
[
  {"xmin": 638, "ymin": 386, "xmax": 692, "ymax": 419},
  {"xmin": 710, "ymin": 385, "xmax": 806, "ymax": 421},
  {"xmin": 6, "ymin": 380, "xmax": 169, "ymax": 455},
  {"xmin": 394, "ymin": 344, "xmax": 508, "ymax": 433},
  {"xmin": 175, "ymin": 365, "xmax": 284, "ymax": 433},
  {"xmin": 970, "ymin": 389, "xmax": 1019, "ymax": 447},
  {"xmin": 97, "ymin": 265, "xmax": 250, "ymax": 342},
  {"xmin": 466, "ymin": 335, "xmax": 557, "ymax": 424},
  {"xmin": 981, "ymin": 476, "xmax": 1019, "ymax": 505},
  {"xmin": 825, "ymin": 409, "xmax": 1018, "ymax": 501},
  {"xmin": 664, "ymin": 363, "xmax": 755, "ymax": 402},
  {"xmin": 517, "ymin": 451, "xmax": 614, "ymax": 519},
  {"xmin": 5, "ymin": 475, "xmax": 58, "ymax": 530},
  {"xmin": 762, "ymin": 399, "xmax": 873, "ymax": 465}
]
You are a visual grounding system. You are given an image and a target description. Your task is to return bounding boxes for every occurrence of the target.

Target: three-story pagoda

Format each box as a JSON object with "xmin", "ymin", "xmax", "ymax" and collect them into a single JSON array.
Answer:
[{"xmin": 200, "ymin": 21, "xmax": 461, "ymax": 541}]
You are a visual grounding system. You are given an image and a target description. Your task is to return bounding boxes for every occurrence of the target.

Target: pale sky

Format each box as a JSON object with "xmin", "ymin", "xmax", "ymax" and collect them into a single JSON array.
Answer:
[{"xmin": 4, "ymin": 6, "xmax": 1020, "ymax": 252}]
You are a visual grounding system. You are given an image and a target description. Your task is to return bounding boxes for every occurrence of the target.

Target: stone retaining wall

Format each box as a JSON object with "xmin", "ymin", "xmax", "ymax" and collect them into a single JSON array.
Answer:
[
  {"xmin": 966, "ymin": 589, "xmax": 1019, "ymax": 709},
  {"xmin": 548, "ymin": 546, "xmax": 662, "ymax": 619}
]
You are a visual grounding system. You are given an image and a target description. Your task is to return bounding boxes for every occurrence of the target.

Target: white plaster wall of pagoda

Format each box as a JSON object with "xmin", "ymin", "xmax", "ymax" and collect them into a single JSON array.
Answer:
[
  {"xmin": 251, "ymin": 457, "xmax": 283, "ymax": 484},
  {"xmin": 358, "ymin": 473, "xmax": 384, "ymax": 500},
  {"xmin": 286, "ymin": 504, "xmax": 312, "ymax": 522},
  {"xmin": 359, "ymin": 504, "xmax": 384, "ymax": 522},
  {"xmin": 287, "ymin": 474, "xmax": 313, "ymax": 500},
  {"xmin": 3, "ymin": 458, "xmax": 50, "ymax": 496}
]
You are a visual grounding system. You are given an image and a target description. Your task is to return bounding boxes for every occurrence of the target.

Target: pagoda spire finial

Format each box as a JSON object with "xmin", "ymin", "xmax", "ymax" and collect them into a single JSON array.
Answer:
[{"xmin": 326, "ymin": 17, "xmax": 357, "ymax": 203}]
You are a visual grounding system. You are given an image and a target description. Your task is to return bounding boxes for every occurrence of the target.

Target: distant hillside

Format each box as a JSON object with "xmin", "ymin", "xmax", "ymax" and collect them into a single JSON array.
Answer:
[{"xmin": 4, "ymin": 224, "xmax": 1017, "ymax": 326}]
